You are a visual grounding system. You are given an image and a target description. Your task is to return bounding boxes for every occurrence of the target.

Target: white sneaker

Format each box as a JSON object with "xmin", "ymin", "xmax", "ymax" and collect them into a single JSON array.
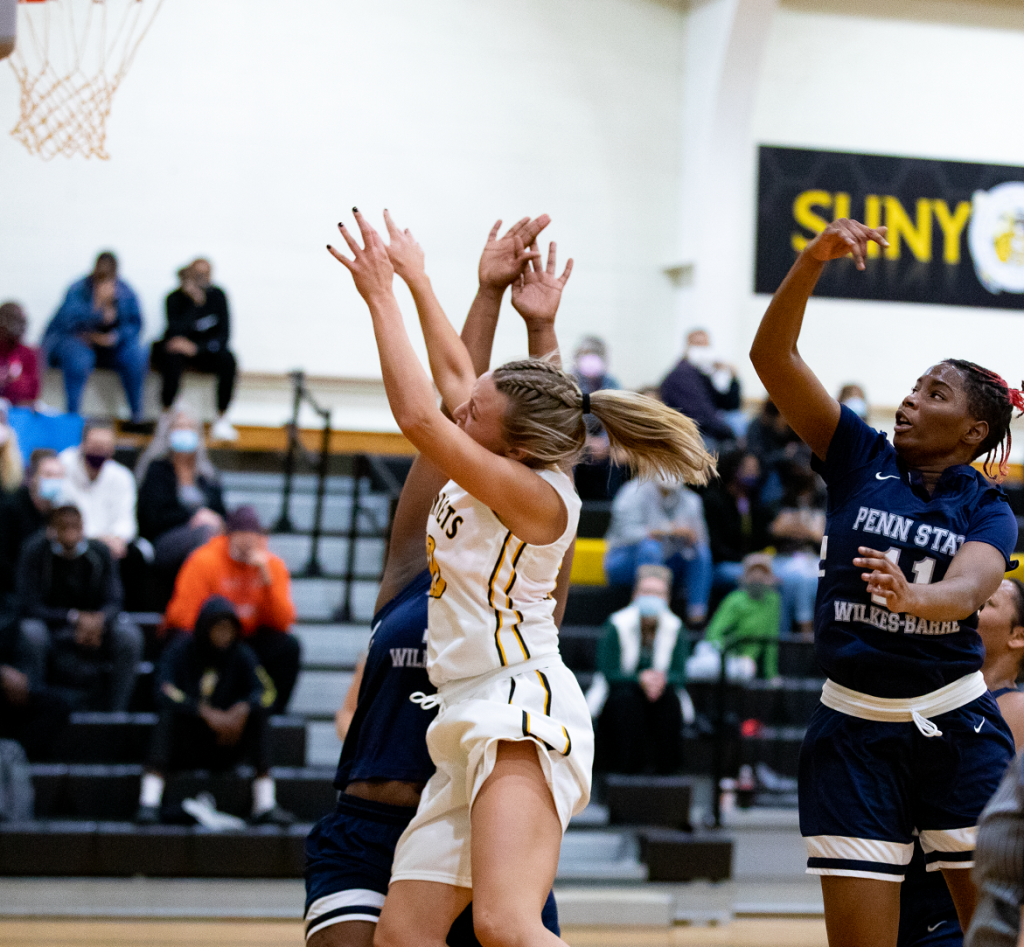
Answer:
[
  {"xmin": 181, "ymin": 791, "xmax": 247, "ymax": 831},
  {"xmin": 210, "ymin": 416, "xmax": 239, "ymax": 442}
]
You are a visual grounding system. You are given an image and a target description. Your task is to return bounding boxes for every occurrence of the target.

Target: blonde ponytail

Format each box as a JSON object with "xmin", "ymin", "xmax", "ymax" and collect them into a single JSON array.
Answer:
[
  {"xmin": 491, "ymin": 358, "xmax": 715, "ymax": 486},
  {"xmin": 588, "ymin": 389, "xmax": 715, "ymax": 486}
]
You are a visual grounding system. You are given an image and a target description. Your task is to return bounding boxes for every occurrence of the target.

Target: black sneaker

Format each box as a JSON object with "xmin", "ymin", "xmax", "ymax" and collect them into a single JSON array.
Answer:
[
  {"xmin": 135, "ymin": 804, "xmax": 161, "ymax": 825},
  {"xmin": 251, "ymin": 805, "xmax": 296, "ymax": 827}
]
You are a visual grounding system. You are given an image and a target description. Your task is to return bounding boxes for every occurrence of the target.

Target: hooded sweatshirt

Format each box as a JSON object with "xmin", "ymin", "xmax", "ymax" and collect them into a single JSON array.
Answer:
[{"xmin": 156, "ymin": 595, "xmax": 273, "ymax": 716}]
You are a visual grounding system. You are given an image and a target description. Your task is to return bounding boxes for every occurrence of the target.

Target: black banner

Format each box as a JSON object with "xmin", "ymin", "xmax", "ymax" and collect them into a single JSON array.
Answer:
[{"xmin": 755, "ymin": 146, "xmax": 1024, "ymax": 309}]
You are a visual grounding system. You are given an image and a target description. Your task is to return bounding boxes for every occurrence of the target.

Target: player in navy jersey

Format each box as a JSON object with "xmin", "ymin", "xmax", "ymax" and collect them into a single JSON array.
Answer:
[
  {"xmin": 751, "ymin": 217, "xmax": 1024, "ymax": 947},
  {"xmin": 304, "ymin": 214, "xmax": 570, "ymax": 946},
  {"xmin": 899, "ymin": 578, "xmax": 1024, "ymax": 947}
]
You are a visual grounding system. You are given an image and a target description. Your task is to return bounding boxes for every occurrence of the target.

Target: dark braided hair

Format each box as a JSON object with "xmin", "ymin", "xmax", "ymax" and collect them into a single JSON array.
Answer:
[
  {"xmin": 1006, "ymin": 578, "xmax": 1024, "ymax": 630},
  {"xmin": 942, "ymin": 359, "xmax": 1024, "ymax": 482}
]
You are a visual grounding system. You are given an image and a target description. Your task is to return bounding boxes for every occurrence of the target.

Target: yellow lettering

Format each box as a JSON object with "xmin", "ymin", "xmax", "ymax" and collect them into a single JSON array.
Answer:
[
  {"xmin": 884, "ymin": 197, "xmax": 932, "ymax": 262},
  {"xmin": 864, "ymin": 195, "xmax": 882, "ymax": 257},
  {"xmin": 932, "ymin": 200, "xmax": 972, "ymax": 264},
  {"xmin": 791, "ymin": 190, "xmax": 832, "ymax": 252},
  {"xmin": 833, "ymin": 192, "xmax": 851, "ymax": 221}
]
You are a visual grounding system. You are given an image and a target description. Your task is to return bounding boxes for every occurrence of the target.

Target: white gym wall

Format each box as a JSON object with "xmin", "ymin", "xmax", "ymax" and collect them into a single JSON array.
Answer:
[{"xmin": 1, "ymin": 0, "xmax": 1024, "ymax": 427}]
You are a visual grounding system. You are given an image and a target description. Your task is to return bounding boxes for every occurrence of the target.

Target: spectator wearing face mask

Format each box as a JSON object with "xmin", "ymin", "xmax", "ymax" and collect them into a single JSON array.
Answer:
[
  {"xmin": 603, "ymin": 473, "xmax": 713, "ymax": 627},
  {"xmin": 163, "ymin": 506, "xmax": 300, "ymax": 714},
  {"xmin": 700, "ymin": 450, "xmax": 775, "ymax": 595},
  {"xmin": 660, "ymin": 328, "xmax": 742, "ymax": 452},
  {"xmin": 42, "ymin": 252, "xmax": 149, "ymax": 421},
  {"xmin": 155, "ymin": 259, "xmax": 239, "ymax": 443},
  {"xmin": 136, "ymin": 408, "xmax": 226, "ymax": 602},
  {"xmin": 16, "ymin": 503, "xmax": 143, "ymax": 710},
  {"xmin": 0, "ymin": 449, "xmax": 65, "ymax": 611},
  {"xmin": 135, "ymin": 596, "xmax": 295, "ymax": 826},
  {"xmin": 0, "ymin": 302, "xmax": 40, "ymax": 407},
  {"xmin": 702, "ymin": 554, "xmax": 781, "ymax": 679},
  {"xmin": 837, "ymin": 383, "xmax": 869, "ymax": 422},
  {"xmin": 570, "ymin": 336, "xmax": 624, "ymax": 500},
  {"xmin": 587, "ymin": 566, "xmax": 688, "ymax": 774},
  {"xmin": 58, "ymin": 419, "xmax": 137, "ymax": 561},
  {"xmin": 0, "ymin": 399, "xmax": 24, "ymax": 494}
]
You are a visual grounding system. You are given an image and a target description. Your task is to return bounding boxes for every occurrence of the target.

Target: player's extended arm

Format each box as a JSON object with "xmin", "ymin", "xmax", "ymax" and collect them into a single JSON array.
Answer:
[
  {"xmin": 856, "ymin": 541, "xmax": 1006, "ymax": 620},
  {"xmin": 372, "ymin": 216, "xmax": 554, "ymax": 610},
  {"xmin": 330, "ymin": 213, "xmax": 567, "ymax": 547},
  {"xmin": 511, "ymin": 238, "xmax": 573, "ymax": 369},
  {"xmin": 749, "ymin": 219, "xmax": 888, "ymax": 460},
  {"xmin": 462, "ymin": 216, "xmax": 552, "ymax": 375}
]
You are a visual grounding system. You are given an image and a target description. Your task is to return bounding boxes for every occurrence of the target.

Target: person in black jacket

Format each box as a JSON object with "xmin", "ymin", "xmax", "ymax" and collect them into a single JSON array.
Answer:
[
  {"xmin": 135, "ymin": 595, "xmax": 294, "ymax": 826},
  {"xmin": 0, "ymin": 449, "xmax": 65, "ymax": 611},
  {"xmin": 135, "ymin": 408, "xmax": 226, "ymax": 607},
  {"xmin": 154, "ymin": 259, "xmax": 238, "ymax": 442},
  {"xmin": 17, "ymin": 503, "xmax": 143, "ymax": 710},
  {"xmin": 700, "ymin": 449, "xmax": 775, "ymax": 596}
]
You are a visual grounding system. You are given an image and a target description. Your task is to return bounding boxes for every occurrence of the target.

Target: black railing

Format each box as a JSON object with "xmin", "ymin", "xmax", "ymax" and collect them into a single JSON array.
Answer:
[{"xmin": 274, "ymin": 370, "xmax": 332, "ymax": 578}]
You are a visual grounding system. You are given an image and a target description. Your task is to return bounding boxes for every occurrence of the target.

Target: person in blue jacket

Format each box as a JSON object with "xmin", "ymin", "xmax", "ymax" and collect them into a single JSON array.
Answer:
[
  {"xmin": 751, "ymin": 217, "xmax": 1022, "ymax": 947},
  {"xmin": 43, "ymin": 252, "xmax": 149, "ymax": 420}
]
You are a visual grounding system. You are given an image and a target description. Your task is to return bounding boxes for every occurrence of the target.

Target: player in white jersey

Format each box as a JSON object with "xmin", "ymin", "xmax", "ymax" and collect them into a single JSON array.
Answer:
[{"xmin": 328, "ymin": 209, "xmax": 714, "ymax": 947}]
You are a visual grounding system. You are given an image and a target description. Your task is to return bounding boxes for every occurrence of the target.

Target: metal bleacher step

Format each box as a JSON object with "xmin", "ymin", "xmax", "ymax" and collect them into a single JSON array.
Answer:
[
  {"xmin": 221, "ymin": 491, "xmax": 391, "ymax": 535},
  {"xmin": 266, "ymin": 534, "xmax": 385, "ymax": 577},
  {"xmin": 292, "ymin": 623, "xmax": 371, "ymax": 670},
  {"xmin": 290, "ymin": 578, "xmax": 380, "ymax": 623},
  {"xmin": 289, "ymin": 670, "xmax": 355, "ymax": 718},
  {"xmin": 219, "ymin": 472, "xmax": 357, "ymax": 494},
  {"xmin": 555, "ymin": 830, "xmax": 647, "ymax": 882},
  {"xmin": 30, "ymin": 764, "xmax": 337, "ymax": 824},
  {"xmin": 51, "ymin": 713, "xmax": 307, "ymax": 768}
]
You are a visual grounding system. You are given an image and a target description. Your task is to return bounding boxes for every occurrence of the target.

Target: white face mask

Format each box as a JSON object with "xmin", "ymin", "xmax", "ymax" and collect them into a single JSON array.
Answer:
[
  {"xmin": 577, "ymin": 353, "xmax": 606, "ymax": 379},
  {"xmin": 687, "ymin": 344, "xmax": 717, "ymax": 373},
  {"xmin": 842, "ymin": 396, "xmax": 868, "ymax": 419}
]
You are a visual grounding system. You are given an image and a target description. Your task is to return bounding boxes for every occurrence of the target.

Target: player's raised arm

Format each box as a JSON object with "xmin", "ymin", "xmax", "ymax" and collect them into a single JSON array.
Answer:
[{"xmin": 749, "ymin": 218, "xmax": 888, "ymax": 460}]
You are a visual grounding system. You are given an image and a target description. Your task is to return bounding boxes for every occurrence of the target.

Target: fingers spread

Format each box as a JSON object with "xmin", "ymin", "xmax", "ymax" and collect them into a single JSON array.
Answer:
[
  {"xmin": 353, "ymin": 208, "xmax": 378, "ymax": 247},
  {"xmin": 326, "ymin": 245, "xmax": 354, "ymax": 271},
  {"xmin": 502, "ymin": 217, "xmax": 531, "ymax": 241},
  {"xmin": 383, "ymin": 208, "xmax": 401, "ymax": 239},
  {"xmin": 337, "ymin": 223, "xmax": 361, "ymax": 255},
  {"xmin": 558, "ymin": 258, "xmax": 574, "ymax": 287},
  {"xmin": 546, "ymin": 241, "xmax": 557, "ymax": 275},
  {"xmin": 520, "ymin": 214, "xmax": 551, "ymax": 247}
]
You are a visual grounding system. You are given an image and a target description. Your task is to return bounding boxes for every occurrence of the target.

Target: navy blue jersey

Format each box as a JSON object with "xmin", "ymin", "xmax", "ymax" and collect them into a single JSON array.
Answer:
[
  {"xmin": 812, "ymin": 406, "xmax": 1017, "ymax": 698},
  {"xmin": 334, "ymin": 571, "xmax": 435, "ymax": 790}
]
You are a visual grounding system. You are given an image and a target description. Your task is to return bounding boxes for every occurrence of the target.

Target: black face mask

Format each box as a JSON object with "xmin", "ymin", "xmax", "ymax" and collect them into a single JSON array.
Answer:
[{"xmin": 84, "ymin": 453, "xmax": 109, "ymax": 472}]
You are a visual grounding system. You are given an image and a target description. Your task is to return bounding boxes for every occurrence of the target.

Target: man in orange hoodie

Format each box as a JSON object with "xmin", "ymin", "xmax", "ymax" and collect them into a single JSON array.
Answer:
[{"xmin": 164, "ymin": 505, "xmax": 301, "ymax": 713}]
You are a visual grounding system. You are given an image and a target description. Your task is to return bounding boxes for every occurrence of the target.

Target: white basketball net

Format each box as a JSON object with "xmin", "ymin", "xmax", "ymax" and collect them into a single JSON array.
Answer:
[{"xmin": 8, "ymin": 0, "xmax": 163, "ymax": 160}]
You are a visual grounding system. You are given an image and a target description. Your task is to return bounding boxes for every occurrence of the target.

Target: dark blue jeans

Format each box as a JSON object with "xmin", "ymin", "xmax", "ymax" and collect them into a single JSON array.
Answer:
[
  {"xmin": 604, "ymin": 538, "xmax": 713, "ymax": 621},
  {"xmin": 49, "ymin": 335, "xmax": 148, "ymax": 419}
]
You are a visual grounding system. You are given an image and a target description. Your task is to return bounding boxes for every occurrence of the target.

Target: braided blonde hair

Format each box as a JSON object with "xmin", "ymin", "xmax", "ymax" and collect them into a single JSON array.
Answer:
[{"xmin": 491, "ymin": 359, "xmax": 715, "ymax": 485}]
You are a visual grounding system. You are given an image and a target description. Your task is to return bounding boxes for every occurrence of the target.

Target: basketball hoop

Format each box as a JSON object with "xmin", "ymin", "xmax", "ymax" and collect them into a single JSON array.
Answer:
[{"xmin": 7, "ymin": 0, "xmax": 164, "ymax": 160}]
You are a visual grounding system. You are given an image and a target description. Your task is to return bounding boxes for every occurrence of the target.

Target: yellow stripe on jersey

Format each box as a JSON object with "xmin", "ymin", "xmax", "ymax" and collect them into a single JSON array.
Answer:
[
  {"xmin": 490, "ymin": 532, "xmax": 531, "ymax": 663},
  {"xmin": 536, "ymin": 670, "xmax": 552, "ymax": 716},
  {"xmin": 489, "ymin": 533, "xmax": 513, "ymax": 665}
]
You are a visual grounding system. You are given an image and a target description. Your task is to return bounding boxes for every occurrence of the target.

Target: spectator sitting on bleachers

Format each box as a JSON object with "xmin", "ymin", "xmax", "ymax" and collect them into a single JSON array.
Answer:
[
  {"xmin": 0, "ymin": 614, "xmax": 72, "ymax": 761},
  {"xmin": 603, "ymin": 473, "xmax": 712, "ymax": 626},
  {"xmin": 588, "ymin": 565, "xmax": 687, "ymax": 775},
  {"xmin": 743, "ymin": 399, "xmax": 806, "ymax": 509},
  {"xmin": 0, "ymin": 302, "xmax": 40, "ymax": 406},
  {"xmin": 702, "ymin": 553, "xmax": 781, "ymax": 679},
  {"xmin": 42, "ymin": 251, "xmax": 149, "ymax": 421},
  {"xmin": 135, "ymin": 595, "xmax": 295, "ymax": 826},
  {"xmin": 769, "ymin": 462, "xmax": 825, "ymax": 637},
  {"xmin": 660, "ymin": 328, "xmax": 742, "ymax": 452},
  {"xmin": 571, "ymin": 335, "xmax": 624, "ymax": 500},
  {"xmin": 164, "ymin": 505, "xmax": 299, "ymax": 714},
  {"xmin": 136, "ymin": 408, "xmax": 226, "ymax": 602},
  {"xmin": 0, "ymin": 399, "xmax": 23, "ymax": 494},
  {"xmin": 17, "ymin": 502, "xmax": 143, "ymax": 710},
  {"xmin": 701, "ymin": 449, "xmax": 774, "ymax": 595},
  {"xmin": 0, "ymin": 449, "xmax": 65, "ymax": 613},
  {"xmin": 60, "ymin": 418, "xmax": 156, "ymax": 611},
  {"xmin": 837, "ymin": 382, "xmax": 869, "ymax": 421},
  {"xmin": 154, "ymin": 259, "xmax": 239, "ymax": 443}
]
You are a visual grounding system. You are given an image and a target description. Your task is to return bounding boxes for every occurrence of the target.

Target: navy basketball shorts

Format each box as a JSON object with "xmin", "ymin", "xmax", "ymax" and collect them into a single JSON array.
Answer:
[
  {"xmin": 304, "ymin": 792, "xmax": 560, "ymax": 943},
  {"xmin": 798, "ymin": 693, "xmax": 1013, "ymax": 882}
]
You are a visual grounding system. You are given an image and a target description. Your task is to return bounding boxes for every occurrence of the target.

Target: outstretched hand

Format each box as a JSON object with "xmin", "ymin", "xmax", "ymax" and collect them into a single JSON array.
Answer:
[
  {"xmin": 806, "ymin": 219, "xmax": 889, "ymax": 271},
  {"xmin": 382, "ymin": 209, "xmax": 426, "ymax": 284},
  {"xmin": 327, "ymin": 210, "xmax": 395, "ymax": 302},
  {"xmin": 478, "ymin": 216, "xmax": 549, "ymax": 292},
  {"xmin": 510, "ymin": 238, "xmax": 573, "ymax": 328},
  {"xmin": 855, "ymin": 546, "xmax": 915, "ymax": 613}
]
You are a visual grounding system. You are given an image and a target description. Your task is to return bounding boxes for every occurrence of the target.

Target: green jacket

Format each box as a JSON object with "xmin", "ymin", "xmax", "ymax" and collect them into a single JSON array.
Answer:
[{"xmin": 703, "ymin": 588, "xmax": 781, "ymax": 678}]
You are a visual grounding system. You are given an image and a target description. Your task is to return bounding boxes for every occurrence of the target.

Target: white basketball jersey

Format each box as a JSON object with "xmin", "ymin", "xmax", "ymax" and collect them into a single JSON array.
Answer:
[{"xmin": 424, "ymin": 467, "xmax": 581, "ymax": 686}]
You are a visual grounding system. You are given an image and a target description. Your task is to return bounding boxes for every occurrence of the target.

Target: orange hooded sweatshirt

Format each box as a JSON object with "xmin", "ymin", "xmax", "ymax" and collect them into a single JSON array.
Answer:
[{"xmin": 164, "ymin": 534, "xmax": 296, "ymax": 636}]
